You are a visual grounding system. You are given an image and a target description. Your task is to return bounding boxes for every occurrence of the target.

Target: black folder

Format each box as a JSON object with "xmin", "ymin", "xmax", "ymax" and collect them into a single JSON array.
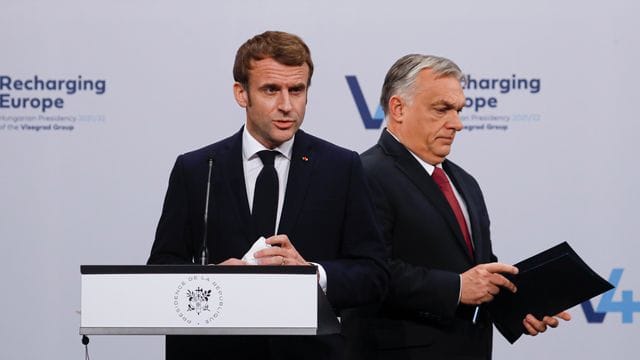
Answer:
[{"xmin": 486, "ymin": 242, "xmax": 613, "ymax": 343}]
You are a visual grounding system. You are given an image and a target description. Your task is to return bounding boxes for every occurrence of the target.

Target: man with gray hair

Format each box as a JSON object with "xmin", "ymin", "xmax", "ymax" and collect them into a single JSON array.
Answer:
[{"xmin": 348, "ymin": 54, "xmax": 570, "ymax": 359}]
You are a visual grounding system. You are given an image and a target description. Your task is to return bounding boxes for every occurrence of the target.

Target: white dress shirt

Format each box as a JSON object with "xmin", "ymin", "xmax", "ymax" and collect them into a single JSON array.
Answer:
[
  {"xmin": 241, "ymin": 127, "xmax": 328, "ymax": 292},
  {"xmin": 242, "ymin": 127, "xmax": 293, "ymax": 234}
]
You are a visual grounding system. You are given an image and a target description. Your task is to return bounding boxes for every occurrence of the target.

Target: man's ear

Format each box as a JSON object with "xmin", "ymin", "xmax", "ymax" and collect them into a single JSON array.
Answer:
[
  {"xmin": 233, "ymin": 82, "xmax": 249, "ymax": 108},
  {"xmin": 388, "ymin": 95, "xmax": 404, "ymax": 123}
]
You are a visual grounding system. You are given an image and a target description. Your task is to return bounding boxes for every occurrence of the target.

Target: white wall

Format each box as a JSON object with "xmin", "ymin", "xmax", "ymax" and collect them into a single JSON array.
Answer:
[{"xmin": 1, "ymin": 1, "xmax": 638, "ymax": 358}]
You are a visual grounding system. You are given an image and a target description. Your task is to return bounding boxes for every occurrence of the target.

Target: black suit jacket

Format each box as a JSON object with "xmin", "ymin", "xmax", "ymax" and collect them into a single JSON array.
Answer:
[
  {"xmin": 148, "ymin": 128, "xmax": 388, "ymax": 359},
  {"xmin": 348, "ymin": 130, "xmax": 497, "ymax": 360}
]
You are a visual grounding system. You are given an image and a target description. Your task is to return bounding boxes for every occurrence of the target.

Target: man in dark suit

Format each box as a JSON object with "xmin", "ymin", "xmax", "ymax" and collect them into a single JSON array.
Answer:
[
  {"xmin": 148, "ymin": 31, "xmax": 388, "ymax": 360},
  {"xmin": 351, "ymin": 54, "xmax": 569, "ymax": 359}
]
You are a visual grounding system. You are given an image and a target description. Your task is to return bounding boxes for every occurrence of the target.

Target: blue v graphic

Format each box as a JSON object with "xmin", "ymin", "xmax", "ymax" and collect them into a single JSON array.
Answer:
[{"xmin": 345, "ymin": 76, "xmax": 384, "ymax": 129}]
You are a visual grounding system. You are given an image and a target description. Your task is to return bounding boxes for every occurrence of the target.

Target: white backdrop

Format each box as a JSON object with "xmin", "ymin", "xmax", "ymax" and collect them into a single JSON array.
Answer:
[{"xmin": 1, "ymin": 0, "xmax": 638, "ymax": 359}]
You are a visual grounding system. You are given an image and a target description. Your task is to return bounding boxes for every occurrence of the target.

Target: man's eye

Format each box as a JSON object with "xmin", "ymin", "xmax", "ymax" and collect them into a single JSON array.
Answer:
[{"xmin": 264, "ymin": 87, "xmax": 278, "ymax": 94}]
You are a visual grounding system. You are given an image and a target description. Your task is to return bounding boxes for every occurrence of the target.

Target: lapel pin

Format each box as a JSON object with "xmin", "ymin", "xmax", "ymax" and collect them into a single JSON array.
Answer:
[{"xmin": 301, "ymin": 156, "xmax": 309, "ymax": 162}]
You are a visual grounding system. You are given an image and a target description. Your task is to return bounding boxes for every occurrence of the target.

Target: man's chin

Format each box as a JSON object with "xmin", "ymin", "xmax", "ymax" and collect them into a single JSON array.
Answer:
[
  {"xmin": 269, "ymin": 129, "xmax": 297, "ymax": 146},
  {"xmin": 435, "ymin": 147, "xmax": 452, "ymax": 160}
]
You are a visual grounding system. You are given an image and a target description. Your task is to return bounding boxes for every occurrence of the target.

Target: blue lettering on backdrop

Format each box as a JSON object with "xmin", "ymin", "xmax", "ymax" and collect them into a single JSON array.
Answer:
[
  {"xmin": 345, "ymin": 76, "xmax": 384, "ymax": 129},
  {"xmin": 581, "ymin": 299, "xmax": 607, "ymax": 323},
  {"xmin": 346, "ymin": 74, "xmax": 537, "ymax": 129},
  {"xmin": 581, "ymin": 268, "xmax": 640, "ymax": 324},
  {"xmin": 0, "ymin": 75, "xmax": 107, "ymax": 113},
  {"xmin": 347, "ymin": 73, "xmax": 544, "ymax": 129}
]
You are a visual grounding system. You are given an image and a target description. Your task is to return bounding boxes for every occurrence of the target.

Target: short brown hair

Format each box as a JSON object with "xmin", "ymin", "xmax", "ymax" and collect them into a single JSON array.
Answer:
[{"xmin": 233, "ymin": 31, "xmax": 314, "ymax": 88}]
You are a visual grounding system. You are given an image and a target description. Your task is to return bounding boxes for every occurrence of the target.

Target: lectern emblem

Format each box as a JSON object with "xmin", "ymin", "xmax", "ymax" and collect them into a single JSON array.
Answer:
[
  {"xmin": 186, "ymin": 287, "xmax": 211, "ymax": 315},
  {"xmin": 173, "ymin": 275, "xmax": 223, "ymax": 325}
]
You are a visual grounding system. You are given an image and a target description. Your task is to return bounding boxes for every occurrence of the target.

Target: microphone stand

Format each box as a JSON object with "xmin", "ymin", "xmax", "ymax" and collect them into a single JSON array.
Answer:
[{"xmin": 200, "ymin": 157, "xmax": 214, "ymax": 265}]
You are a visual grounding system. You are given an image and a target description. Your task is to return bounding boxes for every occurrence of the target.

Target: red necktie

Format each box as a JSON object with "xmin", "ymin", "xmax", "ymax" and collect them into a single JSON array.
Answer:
[{"xmin": 432, "ymin": 167, "xmax": 474, "ymax": 257}]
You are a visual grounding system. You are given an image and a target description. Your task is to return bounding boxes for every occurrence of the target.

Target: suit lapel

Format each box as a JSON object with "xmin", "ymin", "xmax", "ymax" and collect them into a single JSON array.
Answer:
[
  {"xmin": 378, "ymin": 131, "xmax": 473, "ymax": 262},
  {"xmin": 220, "ymin": 129, "xmax": 252, "ymax": 244},
  {"xmin": 278, "ymin": 130, "xmax": 314, "ymax": 235},
  {"xmin": 444, "ymin": 162, "xmax": 482, "ymax": 263}
]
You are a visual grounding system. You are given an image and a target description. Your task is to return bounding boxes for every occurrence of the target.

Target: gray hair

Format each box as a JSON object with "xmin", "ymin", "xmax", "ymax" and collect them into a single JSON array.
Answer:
[{"xmin": 380, "ymin": 54, "xmax": 464, "ymax": 116}]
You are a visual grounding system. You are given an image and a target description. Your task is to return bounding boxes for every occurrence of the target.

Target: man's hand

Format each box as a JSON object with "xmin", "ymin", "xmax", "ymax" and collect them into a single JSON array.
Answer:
[
  {"xmin": 254, "ymin": 234, "xmax": 308, "ymax": 266},
  {"xmin": 460, "ymin": 262, "xmax": 519, "ymax": 305},
  {"xmin": 523, "ymin": 312, "xmax": 571, "ymax": 335}
]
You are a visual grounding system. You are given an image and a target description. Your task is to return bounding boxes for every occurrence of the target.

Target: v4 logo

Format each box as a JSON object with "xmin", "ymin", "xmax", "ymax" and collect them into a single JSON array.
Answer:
[
  {"xmin": 581, "ymin": 268, "xmax": 640, "ymax": 324},
  {"xmin": 345, "ymin": 76, "xmax": 384, "ymax": 129}
]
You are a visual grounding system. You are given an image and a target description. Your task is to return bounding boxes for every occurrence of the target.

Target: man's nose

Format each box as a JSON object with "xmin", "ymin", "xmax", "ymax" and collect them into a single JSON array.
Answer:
[
  {"xmin": 448, "ymin": 112, "xmax": 463, "ymax": 131},
  {"xmin": 278, "ymin": 91, "xmax": 293, "ymax": 113}
]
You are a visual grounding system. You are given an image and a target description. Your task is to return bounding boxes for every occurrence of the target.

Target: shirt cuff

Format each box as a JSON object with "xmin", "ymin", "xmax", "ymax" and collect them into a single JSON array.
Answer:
[{"xmin": 310, "ymin": 262, "xmax": 328, "ymax": 293}]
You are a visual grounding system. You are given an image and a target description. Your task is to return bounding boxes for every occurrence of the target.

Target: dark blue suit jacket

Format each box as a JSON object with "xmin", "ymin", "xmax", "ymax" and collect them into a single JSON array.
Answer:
[
  {"xmin": 346, "ymin": 130, "xmax": 497, "ymax": 360},
  {"xmin": 148, "ymin": 128, "xmax": 388, "ymax": 359}
]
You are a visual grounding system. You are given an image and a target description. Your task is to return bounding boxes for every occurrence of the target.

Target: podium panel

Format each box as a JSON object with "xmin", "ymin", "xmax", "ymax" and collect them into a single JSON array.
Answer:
[{"xmin": 80, "ymin": 265, "xmax": 318, "ymax": 335}]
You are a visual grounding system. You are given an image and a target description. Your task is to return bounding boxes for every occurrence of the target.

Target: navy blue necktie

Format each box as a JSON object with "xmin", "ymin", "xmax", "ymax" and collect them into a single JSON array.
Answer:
[{"xmin": 252, "ymin": 150, "xmax": 279, "ymax": 238}]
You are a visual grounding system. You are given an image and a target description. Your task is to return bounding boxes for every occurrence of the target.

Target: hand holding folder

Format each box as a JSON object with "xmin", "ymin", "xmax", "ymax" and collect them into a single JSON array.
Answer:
[{"xmin": 486, "ymin": 242, "xmax": 614, "ymax": 343}]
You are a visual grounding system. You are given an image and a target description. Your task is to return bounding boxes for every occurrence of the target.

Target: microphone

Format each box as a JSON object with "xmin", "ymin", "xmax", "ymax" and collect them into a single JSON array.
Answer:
[
  {"xmin": 200, "ymin": 155, "xmax": 214, "ymax": 265},
  {"xmin": 81, "ymin": 335, "xmax": 90, "ymax": 360}
]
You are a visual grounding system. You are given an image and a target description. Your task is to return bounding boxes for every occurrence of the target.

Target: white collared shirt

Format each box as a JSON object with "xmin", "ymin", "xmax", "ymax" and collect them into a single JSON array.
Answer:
[
  {"xmin": 242, "ymin": 127, "xmax": 294, "ymax": 234},
  {"xmin": 242, "ymin": 127, "xmax": 328, "ymax": 292}
]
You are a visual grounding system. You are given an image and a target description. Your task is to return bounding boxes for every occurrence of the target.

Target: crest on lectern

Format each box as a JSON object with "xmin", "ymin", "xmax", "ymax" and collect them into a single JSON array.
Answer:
[{"xmin": 173, "ymin": 275, "xmax": 224, "ymax": 325}]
